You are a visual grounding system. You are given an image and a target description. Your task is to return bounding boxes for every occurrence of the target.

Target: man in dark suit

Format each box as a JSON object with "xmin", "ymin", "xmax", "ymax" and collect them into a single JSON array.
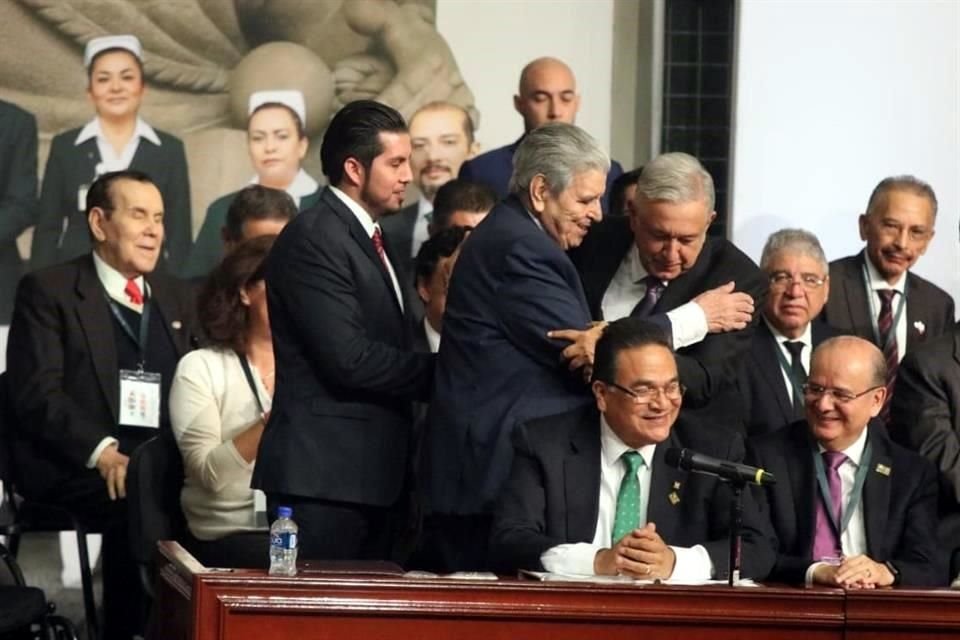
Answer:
[
  {"xmin": 0, "ymin": 100, "xmax": 37, "ymax": 324},
  {"xmin": 458, "ymin": 57, "xmax": 624, "ymax": 214},
  {"xmin": 572, "ymin": 152, "xmax": 763, "ymax": 415},
  {"xmin": 824, "ymin": 176, "xmax": 954, "ymax": 420},
  {"xmin": 421, "ymin": 122, "xmax": 610, "ymax": 572},
  {"xmin": 890, "ymin": 322, "xmax": 960, "ymax": 576},
  {"xmin": 736, "ymin": 229, "xmax": 838, "ymax": 436},
  {"xmin": 747, "ymin": 336, "xmax": 943, "ymax": 587},
  {"xmin": 490, "ymin": 318, "xmax": 776, "ymax": 580},
  {"xmin": 252, "ymin": 100, "xmax": 433, "ymax": 561},
  {"xmin": 7, "ymin": 170, "xmax": 200, "ymax": 639}
]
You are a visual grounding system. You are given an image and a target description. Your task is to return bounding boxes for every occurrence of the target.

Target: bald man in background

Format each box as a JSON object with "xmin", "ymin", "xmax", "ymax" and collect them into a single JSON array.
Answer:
[{"xmin": 459, "ymin": 57, "xmax": 623, "ymax": 214}]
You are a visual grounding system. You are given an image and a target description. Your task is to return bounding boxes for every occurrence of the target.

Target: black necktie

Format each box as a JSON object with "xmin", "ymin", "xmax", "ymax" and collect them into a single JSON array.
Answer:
[
  {"xmin": 631, "ymin": 275, "xmax": 664, "ymax": 318},
  {"xmin": 783, "ymin": 340, "xmax": 806, "ymax": 417}
]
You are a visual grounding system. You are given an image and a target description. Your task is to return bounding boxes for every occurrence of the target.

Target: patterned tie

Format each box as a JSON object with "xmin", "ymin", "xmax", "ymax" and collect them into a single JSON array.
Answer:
[
  {"xmin": 612, "ymin": 451, "xmax": 645, "ymax": 545},
  {"xmin": 124, "ymin": 278, "xmax": 143, "ymax": 306},
  {"xmin": 783, "ymin": 340, "xmax": 807, "ymax": 417},
  {"xmin": 876, "ymin": 289, "xmax": 899, "ymax": 422},
  {"xmin": 631, "ymin": 275, "xmax": 665, "ymax": 318},
  {"xmin": 811, "ymin": 451, "xmax": 847, "ymax": 561},
  {"xmin": 371, "ymin": 226, "xmax": 390, "ymax": 270}
]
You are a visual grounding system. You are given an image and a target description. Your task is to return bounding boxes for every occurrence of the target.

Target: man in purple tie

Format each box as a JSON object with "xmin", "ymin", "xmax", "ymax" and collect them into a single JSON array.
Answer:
[{"xmin": 747, "ymin": 335, "xmax": 944, "ymax": 587}]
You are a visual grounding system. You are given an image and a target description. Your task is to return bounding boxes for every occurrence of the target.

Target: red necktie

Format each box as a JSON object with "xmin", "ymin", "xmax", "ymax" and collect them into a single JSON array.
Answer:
[
  {"xmin": 371, "ymin": 227, "xmax": 389, "ymax": 270},
  {"xmin": 877, "ymin": 289, "xmax": 898, "ymax": 422},
  {"xmin": 124, "ymin": 278, "xmax": 144, "ymax": 305}
]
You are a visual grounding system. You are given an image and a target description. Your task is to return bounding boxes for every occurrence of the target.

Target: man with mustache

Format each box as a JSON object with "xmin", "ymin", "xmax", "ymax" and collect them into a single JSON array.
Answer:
[{"xmin": 824, "ymin": 176, "xmax": 954, "ymax": 421}]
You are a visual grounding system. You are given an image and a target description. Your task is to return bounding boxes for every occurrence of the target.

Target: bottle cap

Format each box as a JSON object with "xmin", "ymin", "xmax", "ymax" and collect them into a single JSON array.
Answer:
[{"xmin": 277, "ymin": 506, "xmax": 292, "ymax": 519}]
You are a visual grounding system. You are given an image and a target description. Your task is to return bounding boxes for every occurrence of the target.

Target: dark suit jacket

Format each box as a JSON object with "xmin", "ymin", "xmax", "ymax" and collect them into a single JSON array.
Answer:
[
  {"xmin": 423, "ymin": 196, "xmax": 594, "ymax": 516},
  {"xmin": 458, "ymin": 138, "xmax": 625, "ymax": 214},
  {"xmin": 735, "ymin": 319, "xmax": 838, "ymax": 437},
  {"xmin": 0, "ymin": 101, "xmax": 37, "ymax": 324},
  {"xmin": 747, "ymin": 421, "xmax": 943, "ymax": 586},
  {"xmin": 31, "ymin": 126, "xmax": 192, "ymax": 274},
  {"xmin": 824, "ymin": 253, "xmax": 954, "ymax": 351},
  {"xmin": 574, "ymin": 215, "xmax": 766, "ymax": 411},
  {"xmin": 489, "ymin": 405, "xmax": 777, "ymax": 578},
  {"xmin": 252, "ymin": 187, "xmax": 433, "ymax": 507},
  {"xmin": 6, "ymin": 254, "xmax": 199, "ymax": 499},
  {"xmin": 891, "ymin": 323, "xmax": 960, "ymax": 544}
]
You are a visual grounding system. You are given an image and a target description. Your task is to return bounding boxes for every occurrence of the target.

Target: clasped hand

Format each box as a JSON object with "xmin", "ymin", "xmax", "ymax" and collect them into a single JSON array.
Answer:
[{"xmin": 594, "ymin": 523, "xmax": 677, "ymax": 580}]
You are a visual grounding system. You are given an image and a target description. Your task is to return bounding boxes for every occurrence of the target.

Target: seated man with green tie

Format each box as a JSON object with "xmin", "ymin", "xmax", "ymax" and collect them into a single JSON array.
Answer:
[
  {"xmin": 489, "ymin": 318, "xmax": 776, "ymax": 580},
  {"xmin": 747, "ymin": 336, "xmax": 943, "ymax": 587}
]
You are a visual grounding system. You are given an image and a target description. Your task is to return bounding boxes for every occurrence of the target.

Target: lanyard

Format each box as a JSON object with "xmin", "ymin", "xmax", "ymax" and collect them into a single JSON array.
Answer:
[
  {"xmin": 773, "ymin": 340, "xmax": 807, "ymax": 403},
  {"xmin": 107, "ymin": 297, "xmax": 151, "ymax": 368},
  {"xmin": 860, "ymin": 262, "xmax": 907, "ymax": 351},
  {"xmin": 235, "ymin": 351, "xmax": 266, "ymax": 417},
  {"xmin": 812, "ymin": 440, "xmax": 872, "ymax": 539}
]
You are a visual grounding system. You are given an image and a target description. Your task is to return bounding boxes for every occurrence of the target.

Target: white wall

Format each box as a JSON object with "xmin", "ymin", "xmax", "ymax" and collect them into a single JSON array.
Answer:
[
  {"xmin": 730, "ymin": 0, "xmax": 960, "ymax": 306},
  {"xmin": 436, "ymin": 0, "xmax": 615, "ymax": 154}
]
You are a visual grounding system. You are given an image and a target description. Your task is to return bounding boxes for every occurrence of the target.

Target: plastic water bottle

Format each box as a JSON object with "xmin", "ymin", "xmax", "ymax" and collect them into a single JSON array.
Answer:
[{"xmin": 268, "ymin": 506, "xmax": 298, "ymax": 576}]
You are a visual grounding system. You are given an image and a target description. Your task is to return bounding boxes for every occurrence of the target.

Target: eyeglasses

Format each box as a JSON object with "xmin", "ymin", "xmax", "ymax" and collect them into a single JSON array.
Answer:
[
  {"xmin": 605, "ymin": 381, "xmax": 685, "ymax": 405},
  {"xmin": 802, "ymin": 382, "xmax": 882, "ymax": 404},
  {"xmin": 768, "ymin": 272, "xmax": 827, "ymax": 290}
]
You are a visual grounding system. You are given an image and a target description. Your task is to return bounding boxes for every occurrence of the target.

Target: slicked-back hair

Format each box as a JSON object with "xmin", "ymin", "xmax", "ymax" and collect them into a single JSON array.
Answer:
[
  {"xmin": 414, "ymin": 226, "xmax": 469, "ymax": 288},
  {"xmin": 198, "ymin": 234, "xmax": 277, "ymax": 354},
  {"xmin": 248, "ymin": 102, "xmax": 306, "ymax": 139},
  {"xmin": 592, "ymin": 317, "xmax": 673, "ymax": 384},
  {"xmin": 86, "ymin": 169, "xmax": 156, "ymax": 218},
  {"xmin": 759, "ymin": 228, "xmax": 828, "ymax": 273},
  {"xmin": 223, "ymin": 185, "xmax": 297, "ymax": 243},
  {"xmin": 508, "ymin": 122, "xmax": 609, "ymax": 197},
  {"xmin": 320, "ymin": 100, "xmax": 407, "ymax": 187},
  {"xmin": 866, "ymin": 175, "xmax": 938, "ymax": 219},
  {"xmin": 431, "ymin": 179, "xmax": 497, "ymax": 230},
  {"xmin": 636, "ymin": 152, "xmax": 715, "ymax": 212}
]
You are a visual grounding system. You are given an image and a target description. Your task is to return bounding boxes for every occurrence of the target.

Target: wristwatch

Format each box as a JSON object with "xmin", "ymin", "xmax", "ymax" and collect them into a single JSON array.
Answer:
[{"xmin": 884, "ymin": 560, "xmax": 901, "ymax": 586}]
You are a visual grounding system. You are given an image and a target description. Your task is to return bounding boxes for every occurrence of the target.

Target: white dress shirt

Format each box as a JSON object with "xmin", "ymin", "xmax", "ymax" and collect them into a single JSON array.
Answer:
[
  {"xmin": 411, "ymin": 197, "xmax": 433, "ymax": 257},
  {"xmin": 329, "ymin": 186, "xmax": 404, "ymax": 310},
  {"xmin": 600, "ymin": 246, "xmax": 708, "ymax": 349},
  {"xmin": 764, "ymin": 317, "xmax": 813, "ymax": 404},
  {"xmin": 863, "ymin": 256, "xmax": 907, "ymax": 361},
  {"xmin": 805, "ymin": 427, "xmax": 870, "ymax": 584},
  {"xmin": 86, "ymin": 252, "xmax": 150, "ymax": 468},
  {"xmin": 423, "ymin": 317, "xmax": 441, "ymax": 354},
  {"xmin": 249, "ymin": 168, "xmax": 318, "ymax": 207},
  {"xmin": 75, "ymin": 117, "xmax": 161, "ymax": 175},
  {"xmin": 540, "ymin": 416, "xmax": 714, "ymax": 579}
]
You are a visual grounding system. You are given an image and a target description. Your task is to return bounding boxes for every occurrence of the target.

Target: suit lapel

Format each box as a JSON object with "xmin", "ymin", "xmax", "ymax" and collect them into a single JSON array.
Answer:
[
  {"xmin": 755, "ymin": 322, "xmax": 795, "ymax": 423},
  {"xmin": 564, "ymin": 411, "xmax": 602, "ymax": 543},
  {"xmin": 74, "ymin": 138, "xmax": 101, "ymax": 182},
  {"xmin": 841, "ymin": 253, "xmax": 873, "ymax": 339},
  {"xmin": 904, "ymin": 272, "xmax": 927, "ymax": 351},
  {"xmin": 647, "ymin": 431, "xmax": 685, "ymax": 541},
  {"xmin": 862, "ymin": 431, "xmax": 892, "ymax": 557},
  {"xmin": 74, "ymin": 258, "xmax": 119, "ymax": 423},
  {"xmin": 787, "ymin": 424, "xmax": 817, "ymax": 552},
  {"xmin": 146, "ymin": 275, "xmax": 190, "ymax": 357}
]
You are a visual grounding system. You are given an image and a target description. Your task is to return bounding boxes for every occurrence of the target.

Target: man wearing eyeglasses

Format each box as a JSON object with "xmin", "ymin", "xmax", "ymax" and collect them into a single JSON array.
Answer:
[
  {"xmin": 824, "ymin": 176, "xmax": 954, "ymax": 421},
  {"xmin": 735, "ymin": 229, "xmax": 839, "ymax": 437},
  {"xmin": 489, "ymin": 318, "xmax": 776, "ymax": 580},
  {"xmin": 746, "ymin": 336, "xmax": 942, "ymax": 587}
]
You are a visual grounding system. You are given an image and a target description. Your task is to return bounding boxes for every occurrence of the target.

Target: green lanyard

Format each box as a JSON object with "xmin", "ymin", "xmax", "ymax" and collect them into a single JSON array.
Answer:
[
  {"xmin": 812, "ymin": 440, "xmax": 872, "ymax": 538},
  {"xmin": 773, "ymin": 340, "xmax": 807, "ymax": 403},
  {"xmin": 860, "ymin": 262, "xmax": 907, "ymax": 351}
]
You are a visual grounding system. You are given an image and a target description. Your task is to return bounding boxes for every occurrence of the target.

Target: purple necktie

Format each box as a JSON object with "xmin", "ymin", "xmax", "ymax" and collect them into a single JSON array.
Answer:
[
  {"xmin": 877, "ymin": 289, "xmax": 899, "ymax": 423},
  {"xmin": 631, "ymin": 275, "xmax": 664, "ymax": 318},
  {"xmin": 812, "ymin": 451, "xmax": 847, "ymax": 561}
]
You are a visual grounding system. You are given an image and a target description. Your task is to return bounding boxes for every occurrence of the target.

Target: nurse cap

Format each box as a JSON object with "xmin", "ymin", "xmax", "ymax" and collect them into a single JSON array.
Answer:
[
  {"xmin": 84, "ymin": 35, "xmax": 143, "ymax": 69},
  {"xmin": 248, "ymin": 90, "xmax": 307, "ymax": 126}
]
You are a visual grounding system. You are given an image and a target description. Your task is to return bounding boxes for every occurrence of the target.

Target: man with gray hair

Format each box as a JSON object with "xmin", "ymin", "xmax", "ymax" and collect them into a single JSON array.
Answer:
[
  {"xmin": 571, "ymin": 152, "xmax": 764, "ymax": 421},
  {"xmin": 420, "ymin": 122, "xmax": 609, "ymax": 572},
  {"xmin": 734, "ymin": 228, "xmax": 839, "ymax": 436}
]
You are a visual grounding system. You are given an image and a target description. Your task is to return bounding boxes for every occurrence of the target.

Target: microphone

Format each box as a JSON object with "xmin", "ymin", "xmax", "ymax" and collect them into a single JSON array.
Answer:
[{"xmin": 664, "ymin": 447, "xmax": 776, "ymax": 486}]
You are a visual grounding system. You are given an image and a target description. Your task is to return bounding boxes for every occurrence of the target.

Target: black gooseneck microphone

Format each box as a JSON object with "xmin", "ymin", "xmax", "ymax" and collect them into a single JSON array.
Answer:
[{"xmin": 664, "ymin": 447, "xmax": 776, "ymax": 486}]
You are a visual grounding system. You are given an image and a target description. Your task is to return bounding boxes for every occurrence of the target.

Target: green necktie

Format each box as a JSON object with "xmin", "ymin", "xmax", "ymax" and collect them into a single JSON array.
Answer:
[{"xmin": 612, "ymin": 450, "xmax": 645, "ymax": 545}]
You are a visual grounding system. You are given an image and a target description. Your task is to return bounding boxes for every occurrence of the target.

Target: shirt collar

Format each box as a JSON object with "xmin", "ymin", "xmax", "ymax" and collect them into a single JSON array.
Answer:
[
  {"xmin": 816, "ymin": 423, "xmax": 869, "ymax": 466},
  {"xmin": 92, "ymin": 250, "xmax": 146, "ymax": 309},
  {"xmin": 75, "ymin": 117, "xmax": 161, "ymax": 147},
  {"xmin": 250, "ymin": 169, "xmax": 318, "ymax": 202},
  {"xmin": 329, "ymin": 185, "xmax": 377, "ymax": 238},
  {"xmin": 863, "ymin": 251, "xmax": 906, "ymax": 293},
  {"xmin": 628, "ymin": 246, "xmax": 652, "ymax": 284},
  {"xmin": 600, "ymin": 413, "xmax": 657, "ymax": 472},
  {"xmin": 418, "ymin": 196, "xmax": 434, "ymax": 218},
  {"xmin": 763, "ymin": 314, "xmax": 813, "ymax": 349},
  {"xmin": 423, "ymin": 316, "xmax": 441, "ymax": 353}
]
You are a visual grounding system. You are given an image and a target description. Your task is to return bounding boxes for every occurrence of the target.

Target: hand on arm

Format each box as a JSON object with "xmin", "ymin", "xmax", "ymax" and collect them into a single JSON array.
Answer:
[
  {"xmin": 693, "ymin": 282, "xmax": 754, "ymax": 334},
  {"xmin": 548, "ymin": 322, "xmax": 607, "ymax": 377},
  {"xmin": 95, "ymin": 444, "xmax": 129, "ymax": 501},
  {"xmin": 593, "ymin": 523, "xmax": 676, "ymax": 579}
]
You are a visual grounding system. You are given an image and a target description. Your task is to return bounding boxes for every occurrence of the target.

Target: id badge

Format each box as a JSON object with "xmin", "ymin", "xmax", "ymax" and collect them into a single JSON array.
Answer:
[
  {"xmin": 77, "ymin": 184, "xmax": 89, "ymax": 212},
  {"xmin": 119, "ymin": 369, "xmax": 161, "ymax": 428}
]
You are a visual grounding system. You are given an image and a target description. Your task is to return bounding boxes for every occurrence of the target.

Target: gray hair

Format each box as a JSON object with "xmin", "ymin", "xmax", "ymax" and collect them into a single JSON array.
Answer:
[
  {"xmin": 866, "ymin": 175, "xmax": 938, "ymax": 219},
  {"xmin": 759, "ymin": 228, "xmax": 829, "ymax": 272},
  {"xmin": 636, "ymin": 152, "xmax": 715, "ymax": 212},
  {"xmin": 508, "ymin": 122, "xmax": 610, "ymax": 197}
]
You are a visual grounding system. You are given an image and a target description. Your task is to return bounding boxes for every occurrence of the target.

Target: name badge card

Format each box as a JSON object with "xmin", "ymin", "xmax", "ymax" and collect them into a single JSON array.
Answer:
[{"xmin": 119, "ymin": 369, "xmax": 161, "ymax": 428}]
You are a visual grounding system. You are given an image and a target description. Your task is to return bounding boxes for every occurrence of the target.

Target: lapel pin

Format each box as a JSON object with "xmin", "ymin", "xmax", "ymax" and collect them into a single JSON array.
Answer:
[
  {"xmin": 668, "ymin": 491, "xmax": 680, "ymax": 505},
  {"xmin": 913, "ymin": 321, "xmax": 926, "ymax": 336},
  {"xmin": 875, "ymin": 463, "xmax": 891, "ymax": 476},
  {"xmin": 672, "ymin": 481, "xmax": 681, "ymax": 490},
  {"xmin": 171, "ymin": 320, "xmax": 182, "ymax": 330}
]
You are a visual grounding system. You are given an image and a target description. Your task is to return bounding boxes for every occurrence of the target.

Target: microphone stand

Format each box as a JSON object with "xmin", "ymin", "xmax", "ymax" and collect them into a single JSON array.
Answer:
[{"xmin": 727, "ymin": 479, "xmax": 745, "ymax": 587}]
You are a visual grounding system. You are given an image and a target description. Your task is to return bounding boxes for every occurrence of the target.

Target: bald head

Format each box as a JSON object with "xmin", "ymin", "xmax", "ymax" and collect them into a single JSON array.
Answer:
[
  {"xmin": 812, "ymin": 336, "xmax": 886, "ymax": 389},
  {"xmin": 514, "ymin": 57, "xmax": 580, "ymax": 132}
]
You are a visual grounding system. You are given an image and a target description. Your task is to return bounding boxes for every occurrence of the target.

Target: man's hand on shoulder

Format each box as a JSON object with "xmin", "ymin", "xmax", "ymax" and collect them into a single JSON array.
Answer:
[
  {"xmin": 693, "ymin": 281, "xmax": 754, "ymax": 334},
  {"xmin": 95, "ymin": 444, "xmax": 129, "ymax": 501},
  {"xmin": 549, "ymin": 322, "xmax": 607, "ymax": 379}
]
